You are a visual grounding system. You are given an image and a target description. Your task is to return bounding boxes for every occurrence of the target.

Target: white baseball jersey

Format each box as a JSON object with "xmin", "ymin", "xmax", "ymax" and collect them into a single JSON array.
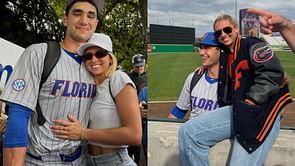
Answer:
[
  {"xmin": 176, "ymin": 71, "xmax": 219, "ymax": 119},
  {"xmin": 0, "ymin": 43, "xmax": 95, "ymax": 165}
]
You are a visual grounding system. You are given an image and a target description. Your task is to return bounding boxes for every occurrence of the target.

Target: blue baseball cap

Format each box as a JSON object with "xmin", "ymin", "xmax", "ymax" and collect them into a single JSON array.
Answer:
[
  {"xmin": 132, "ymin": 54, "xmax": 146, "ymax": 67},
  {"xmin": 196, "ymin": 32, "xmax": 220, "ymax": 47}
]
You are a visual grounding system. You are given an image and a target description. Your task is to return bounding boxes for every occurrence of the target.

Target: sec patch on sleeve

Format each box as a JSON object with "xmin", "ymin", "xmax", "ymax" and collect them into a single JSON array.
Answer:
[
  {"xmin": 12, "ymin": 79, "xmax": 26, "ymax": 91},
  {"xmin": 252, "ymin": 43, "xmax": 273, "ymax": 63}
]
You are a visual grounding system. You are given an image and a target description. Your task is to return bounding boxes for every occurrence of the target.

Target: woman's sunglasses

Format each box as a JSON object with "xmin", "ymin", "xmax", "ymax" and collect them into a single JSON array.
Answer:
[
  {"xmin": 214, "ymin": 26, "xmax": 233, "ymax": 38},
  {"xmin": 81, "ymin": 50, "xmax": 108, "ymax": 61}
]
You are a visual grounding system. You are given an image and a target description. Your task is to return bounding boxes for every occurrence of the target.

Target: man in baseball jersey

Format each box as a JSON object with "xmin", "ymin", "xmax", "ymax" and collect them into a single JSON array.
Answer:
[
  {"xmin": 168, "ymin": 32, "xmax": 220, "ymax": 119},
  {"xmin": 0, "ymin": 0, "xmax": 104, "ymax": 165}
]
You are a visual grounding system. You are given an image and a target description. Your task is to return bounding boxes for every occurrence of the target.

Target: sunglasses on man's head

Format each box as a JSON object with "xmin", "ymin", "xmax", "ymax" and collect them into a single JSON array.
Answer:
[
  {"xmin": 81, "ymin": 49, "xmax": 108, "ymax": 61},
  {"xmin": 214, "ymin": 26, "xmax": 233, "ymax": 38}
]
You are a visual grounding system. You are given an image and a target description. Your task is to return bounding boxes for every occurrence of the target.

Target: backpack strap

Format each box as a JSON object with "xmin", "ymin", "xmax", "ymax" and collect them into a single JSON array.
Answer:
[
  {"xmin": 36, "ymin": 41, "xmax": 61, "ymax": 125},
  {"xmin": 189, "ymin": 69, "xmax": 205, "ymax": 110},
  {"xmin": 108, "ymin": 76, "xmax": 116, "ymax": 104}
]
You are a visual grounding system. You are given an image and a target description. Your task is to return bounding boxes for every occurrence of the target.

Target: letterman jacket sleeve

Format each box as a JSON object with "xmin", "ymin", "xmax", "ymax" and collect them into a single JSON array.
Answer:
[{"xmin": 246, "ymin": 40, "xmax": 284, "ymax": 105}]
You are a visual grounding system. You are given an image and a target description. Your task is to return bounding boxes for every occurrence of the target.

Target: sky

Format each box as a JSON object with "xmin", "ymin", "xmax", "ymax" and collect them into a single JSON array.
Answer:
[{"xmin": 148, "ymin": 0, "xmax": 295, "ymax": 37}]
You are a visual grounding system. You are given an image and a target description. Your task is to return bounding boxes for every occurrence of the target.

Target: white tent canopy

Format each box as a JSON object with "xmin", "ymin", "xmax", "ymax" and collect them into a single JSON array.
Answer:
[{"xmin": 0, "ymin": 37, "xmax": 24, "ymax": 89}]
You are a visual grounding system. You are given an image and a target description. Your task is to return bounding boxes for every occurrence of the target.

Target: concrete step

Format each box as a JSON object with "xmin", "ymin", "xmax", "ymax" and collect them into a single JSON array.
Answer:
[{"xmin": 148, "ymin": 121, "xmax": 295, "ymax": 166}]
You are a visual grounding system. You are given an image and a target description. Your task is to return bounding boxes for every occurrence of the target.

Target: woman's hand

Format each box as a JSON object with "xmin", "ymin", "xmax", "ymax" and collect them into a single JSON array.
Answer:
[
  {"xmin": 50, "ymin": 115, "xmax": 85, "ymax": 140},
  {"xmin": 139, "ymin": 101, "xmax": 148, "ymax": 118},
  {"xmin": 244, "ymin": 99, "xmax": 256, "ymax": 106},
  {"xmin": 280, "ymin": 72, "xmax": 291, "ymax": 88}
]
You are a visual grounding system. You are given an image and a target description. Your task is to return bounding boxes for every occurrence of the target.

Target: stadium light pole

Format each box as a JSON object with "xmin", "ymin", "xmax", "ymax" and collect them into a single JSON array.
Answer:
[{"xmin": 235, "ymin": 0, "xmax": 238, "ymax": 20}]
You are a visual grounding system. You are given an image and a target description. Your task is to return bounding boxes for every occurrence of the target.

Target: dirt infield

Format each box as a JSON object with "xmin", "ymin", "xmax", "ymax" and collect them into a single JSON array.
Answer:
[{"xmin": 149, "ymin": 101, "xmax": 295, "ymax": 127}]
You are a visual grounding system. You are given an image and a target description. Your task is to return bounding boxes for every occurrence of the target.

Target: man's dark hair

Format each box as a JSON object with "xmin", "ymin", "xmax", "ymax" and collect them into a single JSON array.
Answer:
[
  {"xmin": 65, "ymin": 0, "xmax": 99, "ymax": 18},
  {"xmin": 63, "ymin": 0, "xmax": 100, "ymax": 39}
]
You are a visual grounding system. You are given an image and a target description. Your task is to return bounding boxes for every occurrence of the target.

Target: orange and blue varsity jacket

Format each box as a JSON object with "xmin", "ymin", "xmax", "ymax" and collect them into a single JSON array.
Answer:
[{"xmin": 217, "ymin": 36, "xmax": 292, "ymax": 153}]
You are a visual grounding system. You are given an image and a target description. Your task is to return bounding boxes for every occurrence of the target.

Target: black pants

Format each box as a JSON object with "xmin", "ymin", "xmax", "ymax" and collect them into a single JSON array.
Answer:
[{"xmin": 128, "ymin": 118, "xmax": 147, "ymax": 165}]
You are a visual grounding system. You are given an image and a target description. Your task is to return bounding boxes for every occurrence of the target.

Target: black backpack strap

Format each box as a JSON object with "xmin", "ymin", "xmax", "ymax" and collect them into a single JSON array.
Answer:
[
  {"xmin": 108, "ymin": 76, "xmax": 116, "ymax": 104},
  {"xmin": 36, "ymin": 41, "xmax": 61, "ymax": 125},
  {"xmin": 189, "ymin": 69, "xmax": 205, "ymax": 110}
]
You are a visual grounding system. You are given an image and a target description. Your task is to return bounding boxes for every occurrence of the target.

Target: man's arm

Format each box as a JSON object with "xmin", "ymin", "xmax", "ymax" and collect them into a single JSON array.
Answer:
[
  {"xmin": 280, "ymin": 21, "xmax": 295, "ymax": 53},
  {"xmin": 168, "ymin": 72, "xmax": 196, "ymax": 119},
  {"xmin": 3, "ymin": 147, "xmax": 26, "ymax": 166},
  {"xmin": 247, "ymin": 8, "xmax": 295, "ymax": 53},
  {"xmin": 3, "ymin": 103, "xmax": 32, "ymax": 166},
  {"xmin": 168, "ymin": 113, "xmax": 178, "ymax": 119},
  {"xmin": 168, "ymin": 106, "xmax": 188, "ymax": 119}
]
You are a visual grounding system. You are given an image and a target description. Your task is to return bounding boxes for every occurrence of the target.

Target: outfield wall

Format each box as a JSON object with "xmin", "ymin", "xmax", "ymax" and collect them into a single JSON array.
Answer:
[{"xmin": 151, "ymin": 44, "xmax": 194, "ymax": 53}]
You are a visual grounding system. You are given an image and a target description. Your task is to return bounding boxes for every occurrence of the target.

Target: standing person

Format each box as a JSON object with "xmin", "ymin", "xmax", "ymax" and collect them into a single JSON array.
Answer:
[
  {"xmin": 138, "ymin": 85, "xmax": 148, "ymax": 165},
  {"xmin": 0, "ymin": 0, "xmax": 103, "ymax": 165},
  {"xmin": 128, "ymin": 54, "xmax": 148, "ymax": 94},
  {"xmin": 247, "ymin": 8, "xmax": 295, "ymax": 53},
  {"xmin": 178, "ymin": 14, "xmax": 292, "ymax": 166},
  {"xmin": 127, "ymin": 53, "xmax": 147, "ymax": 165},
  {"xmin": 168, "ymin": 32, "xmax": 220, "ymax": 119},
  {"xmin": 50, "ymin": 33, "xmax": 142, "ymax": 166},
  {"xmin": 138, "ymin": 86, "xmax": 148, "ymax": 119}
]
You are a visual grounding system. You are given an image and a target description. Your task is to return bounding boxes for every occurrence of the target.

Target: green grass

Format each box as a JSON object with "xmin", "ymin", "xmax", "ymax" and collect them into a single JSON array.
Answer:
[
  {"xmin": 276, "ymin": 51, "xmax": 295, "ymax": 97},
  {"xmin": 149, "ymin": 52, "xmax": 201, "ymax": 101},
  {"xmin": 148, "ymin": 51, "xmax": 295, "ymax": 101}
]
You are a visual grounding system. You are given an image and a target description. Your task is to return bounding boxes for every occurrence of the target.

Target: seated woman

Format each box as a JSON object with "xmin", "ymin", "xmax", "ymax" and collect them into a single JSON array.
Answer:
[{"xmin": 50, "ymin": 33, "xmax": 142, "ymax": 166}]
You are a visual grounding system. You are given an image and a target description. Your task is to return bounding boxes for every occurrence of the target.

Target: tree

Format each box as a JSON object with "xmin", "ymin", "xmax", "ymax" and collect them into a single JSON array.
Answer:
[
  {"xmin": 48, "ymin": 0, "xmax": 66, "ymax": 18},
  {"xmin": 0, "ymin": 0, "xmax": 63, "ymax": 48},
  {"xmin": 99, "ymin": 0, "xmax": 146, "ymax": 71},
  {"xmin": 47, "ymin": 0, "xmax": 147, "ymax": 71},
  {"xmin": 1, "ymin": 0, "xmax": 147, "ymax": 71}
]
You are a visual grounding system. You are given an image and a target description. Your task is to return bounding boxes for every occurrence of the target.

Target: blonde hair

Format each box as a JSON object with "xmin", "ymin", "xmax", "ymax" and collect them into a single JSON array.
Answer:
[
  {"xmin": 106, "ymin": 53, "xmax": 118, "ymax": 78},
  {"xmin": 213, "ymin": 14, "xmax": 239, "ymax": 30}
]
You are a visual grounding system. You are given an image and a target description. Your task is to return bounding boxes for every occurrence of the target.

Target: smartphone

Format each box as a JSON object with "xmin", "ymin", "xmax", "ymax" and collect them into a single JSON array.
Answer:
[
  {"xmin": 240, "ymin": 8, "xmax": 260, "ymax": 38},
  {"xmin": 143, "ymin": 103, "xmax": 148, "ymax": 109},
  {"xmin": 141, "ymin": 101, "xmax": 148, "ymax": 109}
]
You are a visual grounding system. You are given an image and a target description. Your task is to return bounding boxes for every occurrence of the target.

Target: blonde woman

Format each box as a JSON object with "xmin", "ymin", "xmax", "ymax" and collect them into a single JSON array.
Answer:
[{"xmin": 51, "ymin": 33, "xmax": 142, "ymax": 166}]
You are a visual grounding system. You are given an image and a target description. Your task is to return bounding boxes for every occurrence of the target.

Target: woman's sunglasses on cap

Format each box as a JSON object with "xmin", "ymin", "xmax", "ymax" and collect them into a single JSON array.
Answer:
[
  {"xmin": 214, "ymin": 26, "xmax": 233, "ymax": 38},
  {"xmin": 81, "ymin": 49, "xmax": 109, "ymax": 61}
]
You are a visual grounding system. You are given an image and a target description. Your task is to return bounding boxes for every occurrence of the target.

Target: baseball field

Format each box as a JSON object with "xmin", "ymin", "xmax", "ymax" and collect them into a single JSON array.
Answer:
[
  {"xmin": 149, "ymin": 51, "xmax": 295, "ymax": 101},
  {"xmin": 148, "ymin": 51, "xmax": 295, "ymax": 127}
]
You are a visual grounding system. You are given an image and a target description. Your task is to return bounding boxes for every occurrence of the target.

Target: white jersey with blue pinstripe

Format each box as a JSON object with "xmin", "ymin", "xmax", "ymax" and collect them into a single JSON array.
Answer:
[
  {"xmin": 176, "ymin": 71, "xmax": 219, "ymax": 119},
  {"xmin": 0, "ymin": 43, "xmax": 95, "ymax": 164}
]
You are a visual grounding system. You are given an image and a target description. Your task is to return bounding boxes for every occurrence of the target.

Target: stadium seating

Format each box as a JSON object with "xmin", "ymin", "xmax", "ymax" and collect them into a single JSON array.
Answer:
[{"xmin": 263, "ymin": 34, "xmax": 290, "ymax": 51}]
